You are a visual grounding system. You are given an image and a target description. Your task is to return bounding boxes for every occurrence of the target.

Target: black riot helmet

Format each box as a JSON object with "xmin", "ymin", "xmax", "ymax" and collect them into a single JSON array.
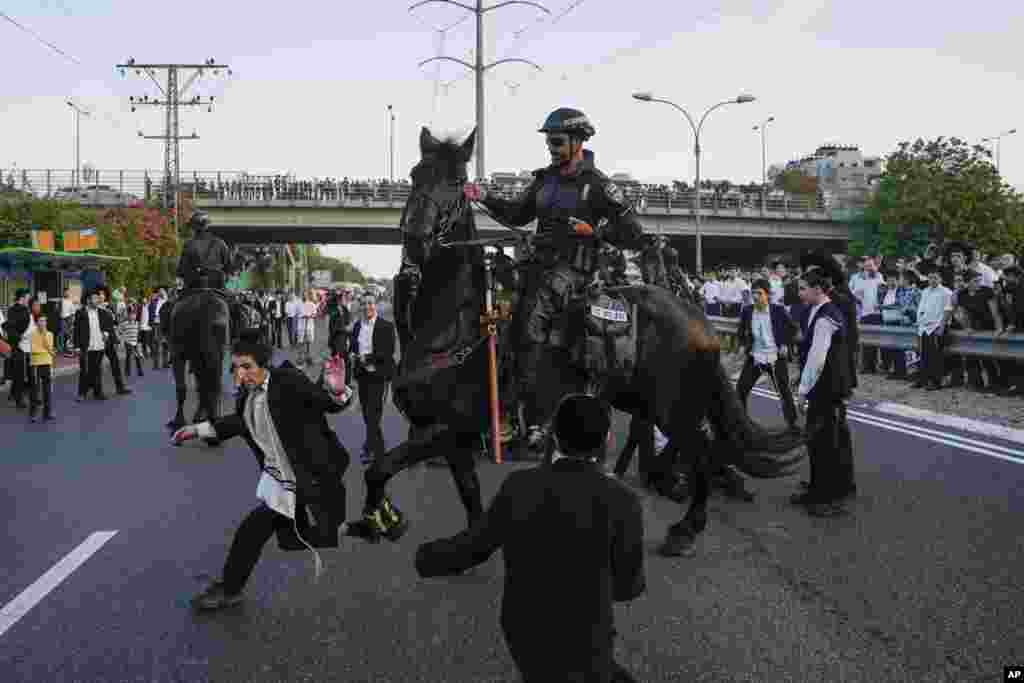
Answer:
[
  {"xmin": 538, "ymin": 108, "xmax": 596, "ymax": 141},
  {"xmin": 189, "ymin": 210, "xmax": 211, "ymax": 233}
]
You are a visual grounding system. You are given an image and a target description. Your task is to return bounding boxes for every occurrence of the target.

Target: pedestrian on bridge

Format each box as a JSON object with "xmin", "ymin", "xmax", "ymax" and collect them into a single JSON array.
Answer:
[{"xmin": 416, "ymin": 393, "xmax": 645, "ymax": 682}]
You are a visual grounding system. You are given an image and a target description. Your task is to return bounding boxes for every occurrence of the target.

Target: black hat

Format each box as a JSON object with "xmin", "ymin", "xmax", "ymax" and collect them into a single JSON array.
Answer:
[
  {"xmin": 752, "ymin": 278, "xmax": 772, "ymax": 294},
  {"xmin": 553, "ymin": 394, "xmax": 611, "ymax": 455},
  {"xmin": 14, "ymin": 288, "xmax": 31, "ymax": 300},
  {"xmin": 942, "ymin": 240, "xmax": 974, "ymax": 263},
  {"xmin": 799, "ymin": 248, "xmax": 846, "ymax": 290}
]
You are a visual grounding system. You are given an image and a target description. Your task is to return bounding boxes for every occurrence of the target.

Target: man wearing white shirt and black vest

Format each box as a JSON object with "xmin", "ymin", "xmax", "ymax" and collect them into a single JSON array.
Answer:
[
  {"xmin": 349, "ymin": 294, "xmax": 396, "ymax": 465},
  {"xmin": 73, "ymin": 289, "xmax": 117, "ymax": 400},
  {"xmin": 792, "ymin": 269, "xmax": 856, "ymax": 517}
]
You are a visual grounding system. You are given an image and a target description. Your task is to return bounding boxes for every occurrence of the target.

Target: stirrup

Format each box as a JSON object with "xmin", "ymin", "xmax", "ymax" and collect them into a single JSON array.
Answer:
[{"xmin": 526, "ymin": 425, "xmax": 547, "ymax": 449}]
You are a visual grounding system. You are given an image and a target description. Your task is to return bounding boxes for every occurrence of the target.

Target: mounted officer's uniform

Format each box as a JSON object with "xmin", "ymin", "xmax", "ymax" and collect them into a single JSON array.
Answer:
[
  {"xmin": 176, "ymin": 211, "xmax": 233, "ymax": 293},
  {"xmin": 479, "ymin": 108, "xmax": 644, "ymax": 444}
]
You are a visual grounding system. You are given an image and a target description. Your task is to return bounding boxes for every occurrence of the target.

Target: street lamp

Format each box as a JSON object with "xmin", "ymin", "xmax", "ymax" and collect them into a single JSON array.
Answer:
[
  {"xmin": 632, "ymin": 91, "xmax": 756, "ymax": 275},
  {"xmin": 66, "ymin": 100, "xmax": 91, "ymax": 190},
  {"xmin": 981, "ymin": 128, "xmax": 1017, "ymax": 173},
  {"xmin": 386, "ymin": 105, "xmax": 396, "ymax": 183},
  {"xmin": 752, "ymin": 116, "xmax": 774, "ymax": 213}
]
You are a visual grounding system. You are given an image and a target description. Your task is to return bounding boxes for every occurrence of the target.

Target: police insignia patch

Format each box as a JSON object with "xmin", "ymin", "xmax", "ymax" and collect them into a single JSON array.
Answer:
[{"xmin": 604, "ymin": 181, "xmax": 624, "ymax": 204}]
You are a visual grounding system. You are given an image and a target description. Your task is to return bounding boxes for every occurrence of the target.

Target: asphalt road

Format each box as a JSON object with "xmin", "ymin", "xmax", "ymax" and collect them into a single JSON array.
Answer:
[{"xmin": 2, "ymin": 318, "xmax": 1022, "ymax": 682}]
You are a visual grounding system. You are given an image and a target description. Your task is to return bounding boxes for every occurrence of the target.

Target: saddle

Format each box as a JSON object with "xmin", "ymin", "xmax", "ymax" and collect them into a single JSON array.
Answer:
[{"xmin": 569, "ymin": 283, "xmax": 636, "ymax": 386}]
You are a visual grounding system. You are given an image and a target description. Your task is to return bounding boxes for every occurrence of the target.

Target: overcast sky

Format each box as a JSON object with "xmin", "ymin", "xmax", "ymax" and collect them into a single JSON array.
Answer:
[{"xmin": 3, "ymin": 0, "xmax": 1022, "ymax": 278}]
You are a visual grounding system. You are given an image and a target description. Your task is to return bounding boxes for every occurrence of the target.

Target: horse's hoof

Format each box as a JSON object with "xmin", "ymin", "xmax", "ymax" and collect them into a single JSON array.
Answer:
[
  {"xmin": 658, "ymin": 533, "xmax": 697, "ymax": 558},
  {"xmin": 343, "ymin": 519, "xmax": 381, "ymax": 544},
  {"xmin": 383, "ymin": 517, "xmax": 409, "ymax": 542}
]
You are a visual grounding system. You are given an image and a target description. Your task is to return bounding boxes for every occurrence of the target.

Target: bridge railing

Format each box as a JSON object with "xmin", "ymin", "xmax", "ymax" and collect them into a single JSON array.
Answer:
[{"xmin": 2, "ymin": 169, "xmax": 832, "ymax": 218}]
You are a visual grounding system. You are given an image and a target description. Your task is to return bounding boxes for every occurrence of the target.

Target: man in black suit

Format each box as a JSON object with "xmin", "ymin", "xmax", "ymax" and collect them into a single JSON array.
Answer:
[
  {"xmin": 173, "ymin": 331, "xmax": 354, "ymax": 611},
  {"xmin": 4, "ymin": 288, "xmax": 32, "ymax": 409},
  {"xmin": 349, "ymin": 293, "xmax": 396, "ymax": 464},
  {"xmin": 96, "ymin": 287, "xmax": 132, "ymax": 396},
  {"xmin": 73, "ymin": 289, "xmax": 117, "ymax": 401},
  {"xmin": 416, "ymin": 394, "xmax": 645, "ymax": 683}
]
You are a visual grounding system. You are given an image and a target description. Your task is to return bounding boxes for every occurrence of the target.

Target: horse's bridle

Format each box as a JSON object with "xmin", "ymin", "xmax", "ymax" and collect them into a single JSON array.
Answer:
[{"xmin": 403, "ymin": 179, "xmax": 468, "ymax": 251}]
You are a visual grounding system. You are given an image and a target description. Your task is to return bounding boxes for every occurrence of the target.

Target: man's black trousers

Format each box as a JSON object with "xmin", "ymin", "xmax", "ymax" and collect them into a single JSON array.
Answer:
[
  {"xmin": 919, "ymin": 332, "xmax": 945, "ymax": 387},
  {"xmin": 735, "ymin": 355, "xmax": 799, "ymax": 427},
  {"xmin": 28, "ymin": 365, "xmax": 52, "ymax": 416},
  {"xmin": 104, "ymin": 342, "xmax": 127, "ymax": 391},
  {"xmin": 8, "ymin": 350, "xmax": 28, "ymax": 404},
  {"xmin": 804, "ymin": 397, "xmax": 856, "ymax": 502},
  {"xmin": 358, "ymin": 376, "xmax": 388, "ymax": 458},
  {"xmin": 510, "ymin": 639, "xmax": 637, "ymax": 683},
  {"xmin": 78, "ymin": 350, "xmax": 106, "ymax": 398}
]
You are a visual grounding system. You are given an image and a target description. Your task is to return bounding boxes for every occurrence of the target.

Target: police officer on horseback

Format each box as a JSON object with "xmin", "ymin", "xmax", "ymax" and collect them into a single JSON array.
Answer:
[
  {"xmin": 176, "ymin": 210, "xmax": 233, "ymax": 294},
  {"xmin": 465, "ymin": 107, "xmax": 645, "ymax": 447}
]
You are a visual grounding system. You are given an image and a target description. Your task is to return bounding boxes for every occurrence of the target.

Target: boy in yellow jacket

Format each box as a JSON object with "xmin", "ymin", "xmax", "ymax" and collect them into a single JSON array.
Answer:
[{"xmin": 29, "ymin": 313, "xmax": 56, "ymax": 422}]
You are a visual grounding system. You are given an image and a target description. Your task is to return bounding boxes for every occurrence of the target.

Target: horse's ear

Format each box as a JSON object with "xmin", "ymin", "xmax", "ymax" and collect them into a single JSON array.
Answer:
[
  {"xmin": 459, "ymin": 127, "xmax": 477, "ymax": 161},
  {"xmin": 420, "ymin": 127, "xmax": 441, "ymax": 154}
]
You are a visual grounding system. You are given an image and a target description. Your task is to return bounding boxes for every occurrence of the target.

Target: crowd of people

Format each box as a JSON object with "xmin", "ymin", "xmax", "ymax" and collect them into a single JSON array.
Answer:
[{"xmin": 687, "ymin": 241, "xmax": 1024, "ymax": 397}]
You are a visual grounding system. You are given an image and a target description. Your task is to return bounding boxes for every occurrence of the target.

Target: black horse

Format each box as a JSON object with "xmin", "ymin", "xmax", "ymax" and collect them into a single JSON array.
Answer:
[
  {"xmin": 351, "ymin": 127, "xmax": 803, "ymax": 555},
  {"xmin": 163, "ymin": 291, "xmax": 231, "ymax": 440}
]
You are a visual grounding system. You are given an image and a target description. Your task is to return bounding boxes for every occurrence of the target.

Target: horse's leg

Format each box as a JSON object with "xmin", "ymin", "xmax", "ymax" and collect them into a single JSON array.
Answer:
[
  {"xmin": 167, "ymin": 353, "xmax": 188, "ymax": 429},
  {"xmin": 446, "ymin": 430, "xmax": 484, "ymax": 528},
  {"xmin": 350, "ymin": 423, "xmax": 450, "ymax": 543},
  {"xmin": 659, "ymin": 427, "xmax": 712, "ymax": 558}
]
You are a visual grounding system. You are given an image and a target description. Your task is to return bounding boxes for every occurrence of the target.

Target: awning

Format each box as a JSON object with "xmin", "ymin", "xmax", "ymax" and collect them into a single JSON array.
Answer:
[{"xmin": 0, "ymin": 247, "xmax": 130, "ymax": 271}]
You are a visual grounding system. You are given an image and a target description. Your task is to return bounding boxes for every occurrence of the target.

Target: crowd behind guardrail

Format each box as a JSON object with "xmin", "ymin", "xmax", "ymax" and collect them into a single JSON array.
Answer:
[
  {"xmin": 694, "ymin": 243, "xmax": 1024, "ymax": 397},
  {"xmin": 2, "ymin": 169, "xmax": 828, "ymax": 214}
]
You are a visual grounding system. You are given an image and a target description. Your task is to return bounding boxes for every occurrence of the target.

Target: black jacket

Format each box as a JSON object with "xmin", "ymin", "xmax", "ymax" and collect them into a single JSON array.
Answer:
[
  {"xmin": 210, "ymin": 363, "xmax": 353, "ymax": 549},
  {"xmin": 176, "ymin": 232, "xmax": 233, "ymax": 285},
  {"xmin": 4, "ymin": 302, "xmax": 30, "ymax": 346},
  {"xmin": 415, "ymin": 458, "xmax": 645, "ymax": 663},
  {"xmin": 350, "ymin": 316, "xmax": 396, "ymax": 380},
  {"xmin": 482, "ymin": 157, "xmax": 644, "ymax": 252},
  {"xmin": 72, "ymin": 306, "xmax": 116, "ymax": 351}
]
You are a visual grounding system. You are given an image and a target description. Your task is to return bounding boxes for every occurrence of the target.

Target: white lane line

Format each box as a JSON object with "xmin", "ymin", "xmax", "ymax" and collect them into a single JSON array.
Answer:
[
  {"xmin": 0, "ymin": 531, "xmax": 118, "ymax": 638},
  {"xmin": 873, "ymin": 402, "xmax": 1024, "ymax": 446},
  {"xmin": 748, "ymin": 388, "xmax": 1024, "ymax": 466}
]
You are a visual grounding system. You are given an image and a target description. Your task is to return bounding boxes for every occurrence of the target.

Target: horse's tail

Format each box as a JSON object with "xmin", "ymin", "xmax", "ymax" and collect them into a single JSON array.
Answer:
[{"xmin": 706, "ymin": 358, "xmax": 804, "ymax": 478}]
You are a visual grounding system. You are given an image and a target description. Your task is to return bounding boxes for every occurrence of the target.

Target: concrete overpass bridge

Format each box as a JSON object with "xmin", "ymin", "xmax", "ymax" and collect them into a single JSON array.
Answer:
[
  {"xmin": 7, "ymin": 169, "xmax": 852, "ymax": 268},
  {"xmin": 197, "ymin": 199, "xmax": 848, "ymax": 270}
]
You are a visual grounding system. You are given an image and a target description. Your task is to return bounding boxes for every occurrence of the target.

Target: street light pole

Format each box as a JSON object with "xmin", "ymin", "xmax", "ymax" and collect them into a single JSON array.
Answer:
[
  {"xmin": 387, "ymin": 104, "xmax": 396, "ymax": 183},
  {"xmin": 752, "ymin": 116, "xmax": 774, "ymax": 213},
  {"xmin": 66, "ymin": 100, "xmax": 91, "ymax": 190},
  {"xmin": 982, "ymin": 128, "xmax": 1017, "ymax": 173},
  {"xmin": 632, "ymin": 92, "xmax": 756, "ymax": 275}
]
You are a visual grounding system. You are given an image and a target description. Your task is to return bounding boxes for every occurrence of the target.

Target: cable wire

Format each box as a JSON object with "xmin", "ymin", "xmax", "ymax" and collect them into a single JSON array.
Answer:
[{"xmin": 0, "ymin": 9, "xmax": 82, "ymax": 65}]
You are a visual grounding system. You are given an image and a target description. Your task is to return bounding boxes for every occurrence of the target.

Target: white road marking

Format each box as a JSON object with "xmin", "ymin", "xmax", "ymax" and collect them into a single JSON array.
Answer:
[
  {"xmin": 748, "ymin": 388, "xmax": 1024, "ymax": 467},
  {"xmin": 0, "ymin": 531, "xmax": 118, "ymax": 638},
  {"xmin": 873, "ymin": 402, "xmax": 1024, "ymax": 446}
]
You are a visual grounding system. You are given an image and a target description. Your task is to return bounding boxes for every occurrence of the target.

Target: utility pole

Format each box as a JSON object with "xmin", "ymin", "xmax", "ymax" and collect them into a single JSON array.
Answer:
[
  {"xmin": 411, "ymin": 0, "xmax": 549, "ymax": 181},
  {"xmin": 66, "ymin": 100, "xmax": 91, "ymax": 190},
  {"xmin": 388, "ymin": 105, "xmax": 396, "ymax": 182},
  {"xmin": 117, "ymin": 58, "xmax": 231, "ymax": 237},
  {"xmin": 752, "ymin": 116, "xmax": 774, "ymax": 214}
]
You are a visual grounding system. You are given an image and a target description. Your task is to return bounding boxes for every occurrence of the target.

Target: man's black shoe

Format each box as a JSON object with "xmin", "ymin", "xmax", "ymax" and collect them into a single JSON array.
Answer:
[
  {"xmin": 116, "ymin": 387, "xmax": 133, "ymax": 395},
  {"xmin": 925, "ymin": 383, "xmax": 941, "ymax": 391},
  {"xmin": 43, "ymin": 414, "xmax": 55, "ymax": 422},
  {"xmin": 95, "ymin": 394, "xmax": 109, "ymax": 401},
  {"xmin": 76, "ymin": 395, "xmax": 85, "ymax": 403}
]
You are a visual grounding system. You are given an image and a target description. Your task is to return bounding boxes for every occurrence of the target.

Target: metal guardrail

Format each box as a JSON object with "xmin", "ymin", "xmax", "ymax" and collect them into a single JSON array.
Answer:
[
  {"xmin": 1, "ymin": 169, "xmax": 831, "ymax": 218},
  {"xmin": 709, "ymin": 316, "xmax": 1024, "ymax": 362}
]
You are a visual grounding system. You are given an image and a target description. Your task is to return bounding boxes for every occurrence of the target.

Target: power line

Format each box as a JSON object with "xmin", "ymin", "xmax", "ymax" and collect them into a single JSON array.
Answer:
[{"xmin": 0, "ymin": 9, "xmax": 83, "ymax": 65}]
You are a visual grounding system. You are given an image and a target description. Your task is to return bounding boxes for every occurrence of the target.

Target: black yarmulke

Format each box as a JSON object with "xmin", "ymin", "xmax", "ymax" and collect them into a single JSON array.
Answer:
[{"xmin": 553, "ymin": 394, "xmax": 611, "ymax": 453}]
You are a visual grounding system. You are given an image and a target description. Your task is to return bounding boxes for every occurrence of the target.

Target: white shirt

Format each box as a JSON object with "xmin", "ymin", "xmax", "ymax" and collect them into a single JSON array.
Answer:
[
  {"xmin": 61, "ymin": 297, "xmax": 76, "ymax": 319},
  {"xmin": 797, "ymin": 301, "xmax": 840, "ymax": 398},
  {"xmin": 720, "ymin": 278, "xmax": 748, "ymax": 304},
  {"xmin": 358, "ymin": 316, "xmax": 376, "ymax": 357},
  {"xmin": 768, "ymin": 277, "xmax": 785, "ymax": 305},
  {"xmin": 750, "ymin": 309, "xmax": 778, "ymax": 365},
  {"xmin": 917, "ymin": 285, "xmax": 953, "ymax": 336},
  {"xmin": 701, "ymin": 280, "xmax": 722, "ymax": 304},
  {"xmin": 972, "ymin": 261, "xmax": 997, "ymax": 289},
  {"xmin": 139, "ymin": 304, "xmax": 151, "ymax": 331},
  {"xmin": 851, "ymin": 273, "xmax": 885, "ymax": 318},
  {"xmin": 86, "ymin": 308, "xmax": 105, "ymax": 351}
]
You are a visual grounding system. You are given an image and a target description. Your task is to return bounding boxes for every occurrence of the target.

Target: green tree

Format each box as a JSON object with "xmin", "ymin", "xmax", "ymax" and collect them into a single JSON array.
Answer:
[
  {"xmin": 872, "ymin": 136, "xmax": 1024, "ymax": 254},
  {"xmin": 774, "ymin": 169, "xmax": 818, "ymax": 196}
]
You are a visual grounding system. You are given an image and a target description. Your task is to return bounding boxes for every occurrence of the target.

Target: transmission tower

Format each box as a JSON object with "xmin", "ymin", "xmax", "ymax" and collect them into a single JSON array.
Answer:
[
  {"xmin": 410, "ymin": 0, "xmax": 550, "ymax": 181},
  {"xmin": 117, "ymin": 58, "xmax": 231, "ymax": 215}
]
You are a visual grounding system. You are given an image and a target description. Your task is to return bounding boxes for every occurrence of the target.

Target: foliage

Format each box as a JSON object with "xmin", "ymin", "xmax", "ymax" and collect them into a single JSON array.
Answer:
[
  {"xmin": 870, "ymin": 136, "xmax": 1024, "ymax": 255},
  {"xmin": 307, "ymin": 246, "xmax": 367, "ymax": 284},
  {"xmin": 0, "ymin": 197, "xmax": 180, "ymax": 295},
  {"xmin": 773, "ymin": 169, "xmax": 818, "ymax": 196}
]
